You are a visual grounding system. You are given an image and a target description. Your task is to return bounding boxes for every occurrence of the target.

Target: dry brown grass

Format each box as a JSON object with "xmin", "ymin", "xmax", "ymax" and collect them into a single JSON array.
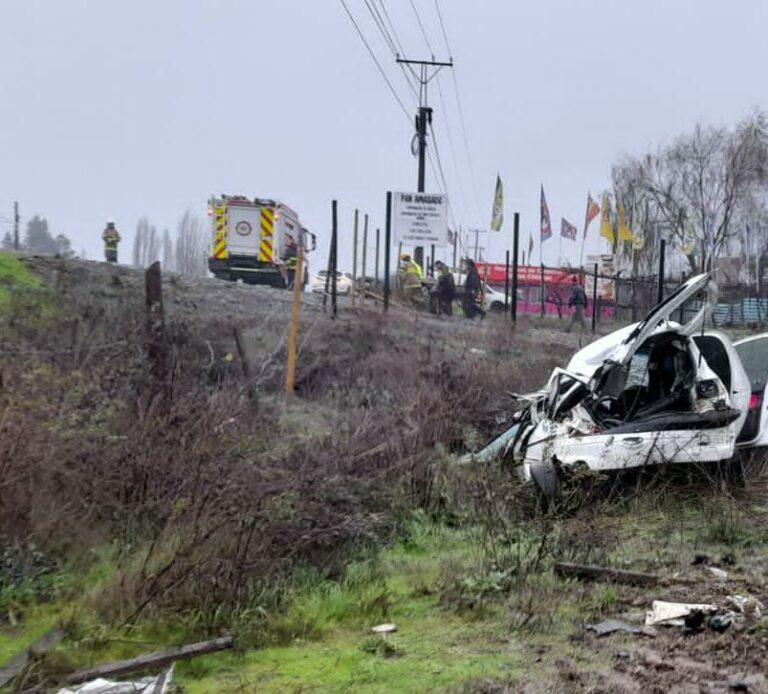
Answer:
[{"xmin": 0, "ymin": 270, "xmax": 567, "ymax": 629}]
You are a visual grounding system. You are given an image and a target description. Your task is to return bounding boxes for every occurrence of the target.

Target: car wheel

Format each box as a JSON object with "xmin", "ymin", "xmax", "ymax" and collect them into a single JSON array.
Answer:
[
  {"xmin": 529, "ymin": 458, "xmax": 559, "ymax": 507},
  {"xmin": 490, "ymin": 301, "xmax": 505, "ymax": 313}
]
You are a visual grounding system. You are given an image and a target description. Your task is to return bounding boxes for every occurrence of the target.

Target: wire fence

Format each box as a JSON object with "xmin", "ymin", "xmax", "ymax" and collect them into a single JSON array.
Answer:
[{"xmin": 488, "ymin": 264, "xmax": 768, "ymax": 329}]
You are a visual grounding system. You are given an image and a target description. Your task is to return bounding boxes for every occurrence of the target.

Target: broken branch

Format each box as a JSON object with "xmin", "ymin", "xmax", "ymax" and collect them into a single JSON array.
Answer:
[
  {"xmin": 63, "ymin": 635, "xmax": 234, "ymax": 686},
  {"xmin": 554, "ymin": 561, "xmax": 659, "ymax": 586}
]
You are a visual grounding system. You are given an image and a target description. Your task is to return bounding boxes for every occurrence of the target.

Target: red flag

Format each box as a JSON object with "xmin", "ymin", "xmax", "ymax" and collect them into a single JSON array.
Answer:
[
  {"xmin": 540, "ymin": 185, "xmax": 552, "ymax": 242},
  {"xmin": 583, "ymin": 193, "xmax": 600, "ymax": 238}
]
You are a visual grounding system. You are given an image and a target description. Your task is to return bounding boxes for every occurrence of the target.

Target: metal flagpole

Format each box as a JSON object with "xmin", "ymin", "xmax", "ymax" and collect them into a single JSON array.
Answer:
[{"xmin": 579, "ymin": 193, "xmax": 589, "ymax": 270}]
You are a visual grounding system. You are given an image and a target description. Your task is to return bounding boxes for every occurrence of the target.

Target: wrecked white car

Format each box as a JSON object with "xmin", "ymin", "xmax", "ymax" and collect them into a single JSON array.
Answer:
[{"xmin": 495, "ymin": 273, "xmax": 768, "ymax": 497}]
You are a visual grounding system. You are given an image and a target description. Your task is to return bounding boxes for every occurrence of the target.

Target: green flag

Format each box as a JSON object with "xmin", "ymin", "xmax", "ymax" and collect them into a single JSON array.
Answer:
[{"xmin": 490, "ymin": 174, "xmax": 504, "ymax": 231}]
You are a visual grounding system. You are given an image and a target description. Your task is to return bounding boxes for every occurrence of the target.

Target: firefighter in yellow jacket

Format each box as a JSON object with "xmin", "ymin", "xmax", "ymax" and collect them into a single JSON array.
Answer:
[
  {"xmin": 398, "ymin": 253, "xmax": 423, "ymax": 306},
  {"xmin": 102, "ymin": 221, "xmax": 121, "ymax": 263}
]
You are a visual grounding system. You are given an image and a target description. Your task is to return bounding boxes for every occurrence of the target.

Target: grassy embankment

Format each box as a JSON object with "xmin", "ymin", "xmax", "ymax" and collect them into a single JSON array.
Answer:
[{"xmin": 3, "ymin": 252, "xmax": 768, "ymax": 692}]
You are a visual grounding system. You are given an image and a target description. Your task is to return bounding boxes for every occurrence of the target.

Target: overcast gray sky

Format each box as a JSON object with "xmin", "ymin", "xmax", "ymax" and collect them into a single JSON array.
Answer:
[{"xmin": 2, "ymin": 0, "xmax": 767, "ymax": 270}]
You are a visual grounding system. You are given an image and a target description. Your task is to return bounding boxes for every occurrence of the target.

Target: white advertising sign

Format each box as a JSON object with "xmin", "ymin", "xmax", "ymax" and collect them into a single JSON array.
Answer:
[{"xmin": 392, "ymin": 191, "xmax": 449, "ymax": 247}]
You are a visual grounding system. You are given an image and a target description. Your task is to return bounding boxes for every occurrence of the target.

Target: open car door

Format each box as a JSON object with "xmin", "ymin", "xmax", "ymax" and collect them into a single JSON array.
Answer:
[
  {"xmin": 585, "ymin": 273, "xmax": 714, "ymax": 398},
  {"xmin": 692, "ymin": 332, "xmax": 751, "ymax": 438},
  {"xmin": 733, "ymin": 334, "xmax": 768, "ymax": 448},
  {"xmin": 611, "ymin": 273, "xmax": 714, "ymax": 368}
]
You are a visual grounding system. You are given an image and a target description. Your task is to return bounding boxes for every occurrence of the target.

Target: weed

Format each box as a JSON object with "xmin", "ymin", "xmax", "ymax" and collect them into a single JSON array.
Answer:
[{"xmin": 360, "ymin": 636, "xmax": 404, "ymax": 658}]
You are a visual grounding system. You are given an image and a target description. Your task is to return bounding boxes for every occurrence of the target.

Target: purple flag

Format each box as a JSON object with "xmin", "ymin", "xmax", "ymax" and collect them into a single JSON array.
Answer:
[{"xmin": 561, "ymin": 217, "xmax": 578, "ymax": 241}]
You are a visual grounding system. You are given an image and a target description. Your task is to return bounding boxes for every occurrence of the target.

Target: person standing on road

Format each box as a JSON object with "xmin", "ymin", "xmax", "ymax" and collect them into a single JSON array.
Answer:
[
  {"xmin": 102, "ymin": 221, "xmax": 121, "ymax": 263},
  {"xmin": 566, "ymin": 276, "xmax": 588, "ymax": 332},
  {"xmin": 432, "ymin": 261, "xmax": 455, "ymax": 315},
  {"xmin": 281, "ymin": 234, "xmax": 298, "ymax": 289},
  {"xmin": 462, "ymin": 258, "xmax": 483, "ymax": 319}
]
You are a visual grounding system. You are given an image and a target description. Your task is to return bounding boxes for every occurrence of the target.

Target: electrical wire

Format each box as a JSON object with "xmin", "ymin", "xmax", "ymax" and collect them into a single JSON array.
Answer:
[
  {"xmin": 409, "ymin": 0, "xmax": 435, "ymax": 56},
  {"xmin": 375, "ymin": 0, "xmax": 424, "ymax": 99},
  {"xmin": 338, "ymin": 0, "xmax": 412, "ymax": 122},
  {"xmin": 428, "ymin": 124, "xmax": 460, "ymax": 233},
  {"xmin": 363, "ymin": 0, "xmax": 419, "ymax": 103},
  {"xmin": 435, "ymin": 72, "xmax": 470, "ymax": 227},
  {"xmin": 433, "ymin": 0, "xmax": 452, "ymax": 59},
  {"xmin": 434, "ymin": 0, "xmax": 484, "ymax": 220},
  {"xmin": 362, "ymin": 0, "xmax": 398, "ymax": 55},
  {"xmin": 376, "ymin": 0, "xmax": 408, "ymax": 56}
]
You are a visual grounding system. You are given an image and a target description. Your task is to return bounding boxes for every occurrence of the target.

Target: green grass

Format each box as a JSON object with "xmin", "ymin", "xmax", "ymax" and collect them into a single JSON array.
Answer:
[
  {"xmin": 0, "ymin": 252, "xmax": 41, "ymax": 305},
  {"xmin": 177, "ymin": 520, "xmax": 527, "ymax": 693},
  {"xmin": 0, "ymin": 604, "xmax": 61, "ymax": 666},
  {"xmin": 4, "ymin": 496, "xmax": 768, "ymax": 692}
]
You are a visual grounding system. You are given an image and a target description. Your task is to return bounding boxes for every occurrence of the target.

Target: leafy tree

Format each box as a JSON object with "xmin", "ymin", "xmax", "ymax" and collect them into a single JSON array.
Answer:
[{"xmin": 23, "ymin": 215, "xmax": 74, "ymax": 257}]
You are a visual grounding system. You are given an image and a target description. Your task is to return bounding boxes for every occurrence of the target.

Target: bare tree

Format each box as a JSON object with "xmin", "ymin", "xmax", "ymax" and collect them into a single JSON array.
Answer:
[
  {"xmin": 174, "ymin": 211, "xmax": 208, "ymax": 278},
  {"xmin": 132, "ymin": 220, "xmax": 145, "ymax": 267},
  {"xmin": 133, "ymin": 218, "xmax": 161, "ymax": 268},
  {"xmin": 145, "ymin": 224, "xmax": 160, "ymax": 266},
  {"xmin": 612, "ymin": 111, "xmax": 768, "ymax": 274},
  {"xmin": 162, "ymin": 228, "xmax": 174, "ymax": 272}
]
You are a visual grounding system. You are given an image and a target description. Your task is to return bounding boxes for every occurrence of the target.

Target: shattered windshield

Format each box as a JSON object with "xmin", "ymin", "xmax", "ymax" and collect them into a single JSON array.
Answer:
[{"xmin": 626, "ymin": 351, "xmax": 650, "ymax": 388}]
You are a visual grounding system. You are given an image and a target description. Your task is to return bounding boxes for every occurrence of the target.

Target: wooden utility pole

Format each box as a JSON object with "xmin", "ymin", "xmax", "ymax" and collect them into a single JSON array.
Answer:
[
  {"xmin": 384, "ymin": 192, "xmax": 392, "ymax": 312},
  {"xmin": 145, "ymin": 262, "xmax": 167, "ymax": 385},
  {"xmin": 396, "ymin": 56, "xmax": 452, "ymax": 270},
  {"xmin": 13, "ymin": 201, "xmax": 19, "ymax": 250},
  {"xmin": 361, "ymin": 214, "xmax": 368, "ymax": 306},
  {"xmin": 285, "ymin": 239, "xmax": 306, "ymax": 394}
]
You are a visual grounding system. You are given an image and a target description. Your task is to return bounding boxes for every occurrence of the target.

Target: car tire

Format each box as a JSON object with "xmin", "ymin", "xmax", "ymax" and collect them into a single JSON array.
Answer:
[
  {"xmin": 490, "ymin": 301, "xmax": 505, "ymax": 313},
  {"xmin": 529, "ymin": 458, "xmax": 559, "ymax": 508}
]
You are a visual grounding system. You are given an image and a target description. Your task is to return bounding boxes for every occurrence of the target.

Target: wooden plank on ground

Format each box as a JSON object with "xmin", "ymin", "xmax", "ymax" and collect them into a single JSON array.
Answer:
[
  {"xmin": 63, "ymin": 635, "xmax": 234, "ymax": 685},
  {"xmin": 554, "ymin": 561, "xmax": 659, "ymax": 586}
]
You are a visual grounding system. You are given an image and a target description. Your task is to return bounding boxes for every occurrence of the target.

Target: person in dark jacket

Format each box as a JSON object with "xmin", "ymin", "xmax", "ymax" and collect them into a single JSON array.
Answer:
[
  {"xmin": 462, "ymin": 258, "xmax": 483, "ymax": 319},
  {"xmin": 432, "ymin": 261, "xmax": 455, "ymax": 315},
  {"xmin": 566, "ymin": 276, "xmax": 588, "ymax": 332}
]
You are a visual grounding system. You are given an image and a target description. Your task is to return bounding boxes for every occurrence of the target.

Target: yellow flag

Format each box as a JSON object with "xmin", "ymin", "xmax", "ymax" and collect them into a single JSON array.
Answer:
[
  {"xmin": 600, "ymin": 195, "xmax": 615, "ymax": 244},
  {"xmin": 617, "ymin": 201, "xmax": 634, "ymax": 242}
]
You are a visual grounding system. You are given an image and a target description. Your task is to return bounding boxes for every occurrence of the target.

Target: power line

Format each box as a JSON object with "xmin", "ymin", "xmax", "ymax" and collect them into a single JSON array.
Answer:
[
  {"xmin": 433, "ymin": 0, "xmax": 484, "ymax": 220},
  {"xmin": 409, "ymin": 0, "xmax": 435, "ymax": 56},
  {"xmin": 427, "ymin": 125, "xmax": 459, "ymax": 231},
  {"xmin": 433, "ymin": 0, "xmax": 452, "ymax": 58},
  {"xmin": 363, "ymin": 0, "xmax": 419, "ymax": 103},
  {"xmin": 434, "ymin": 72, "xmax": 469, "ymax": 226},
  {"xmin": 338, "ymin": 0, "xmax": 412, "ymax": 122},
  {"xmin": 378, "ymin": 1, "xmax": 418, "ymax": 81},
  {"xmin": 377, "ymin": 0, "xmax": 408, "ymax": 56},
  {"xmin": 362, "ymin": 0, "xmax": 397, "ymax": 56}
]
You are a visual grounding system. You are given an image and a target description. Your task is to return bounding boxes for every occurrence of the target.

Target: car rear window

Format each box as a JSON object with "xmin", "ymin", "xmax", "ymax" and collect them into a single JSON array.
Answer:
[{"xmin": 735, "ymin": 337, "xmax": 768, "ymax": 392}]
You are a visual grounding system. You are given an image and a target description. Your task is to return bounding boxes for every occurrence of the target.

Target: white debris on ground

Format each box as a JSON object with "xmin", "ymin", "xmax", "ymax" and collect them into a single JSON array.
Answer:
[{"xmin": 57, "ymin": 665, "xmax": 173, "ymax": 694}]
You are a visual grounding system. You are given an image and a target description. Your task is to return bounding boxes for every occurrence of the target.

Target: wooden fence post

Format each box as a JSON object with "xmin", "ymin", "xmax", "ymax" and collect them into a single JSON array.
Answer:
[{"xmin": 145, "ymin": 261, "xmax": 167, "ymax": 386}]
